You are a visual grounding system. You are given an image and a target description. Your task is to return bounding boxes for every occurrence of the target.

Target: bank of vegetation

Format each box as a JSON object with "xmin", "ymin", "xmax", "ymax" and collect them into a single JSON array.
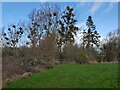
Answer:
[{"xmin": 1, "ymin": 3, "xmax": 119, "ymax": 86}]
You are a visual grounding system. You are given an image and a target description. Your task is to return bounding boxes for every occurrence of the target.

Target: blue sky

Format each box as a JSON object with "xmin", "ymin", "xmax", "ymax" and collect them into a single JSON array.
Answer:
[{"xmin": 2, "ymin": 2, "xmax": 118, "ymax": 40}]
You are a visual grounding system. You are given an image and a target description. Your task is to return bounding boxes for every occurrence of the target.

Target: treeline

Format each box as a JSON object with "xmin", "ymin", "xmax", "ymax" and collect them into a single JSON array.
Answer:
[
  {"xmin": 2, "ymin": 4, "xmax": 120, "ymax": 62},
  {"xmin": 2, "ymin": 4, "xmax": 120, "ymax": 83}
]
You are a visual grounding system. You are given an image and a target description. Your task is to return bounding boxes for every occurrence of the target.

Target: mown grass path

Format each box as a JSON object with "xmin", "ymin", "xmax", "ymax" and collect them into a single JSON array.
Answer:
[{"xmin": 5, "ymin": 63, "xmax": 118, "ymax": 88}]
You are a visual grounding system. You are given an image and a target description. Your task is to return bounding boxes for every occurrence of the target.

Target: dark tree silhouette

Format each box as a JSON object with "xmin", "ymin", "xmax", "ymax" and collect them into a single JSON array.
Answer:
[
  {"xmin": 57, "ymin": 6, "xmax": 79, "ymax": 51},
  {"xmin": 3, "ymin": 24, "xmax": 24, "ymax": 57},
  {"xmin": 28, "ymin": 4, "xmax": 60, "ymax": 48},
  {"xmin": 27, "ymin": 22, "xmax": 39, "ymax": 48},
  {"xmin": 82, "ymin": 16, "xmax": 100, "ymax": 50}
]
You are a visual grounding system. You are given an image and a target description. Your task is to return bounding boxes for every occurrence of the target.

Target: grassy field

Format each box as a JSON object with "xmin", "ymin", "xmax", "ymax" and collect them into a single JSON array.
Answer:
[{"xmin": 4, "ymin": 63, "xmax": 118, "ymax": 88}]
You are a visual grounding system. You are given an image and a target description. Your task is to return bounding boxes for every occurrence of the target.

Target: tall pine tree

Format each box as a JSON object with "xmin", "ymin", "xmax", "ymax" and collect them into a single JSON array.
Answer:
[{"xmin": 82, "ymin": 16, "xmax": 100, "ymax": 50}]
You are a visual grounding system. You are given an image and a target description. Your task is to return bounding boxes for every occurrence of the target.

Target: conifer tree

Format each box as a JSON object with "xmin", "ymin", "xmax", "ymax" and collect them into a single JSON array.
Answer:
[{"xmin": 82, "ymin": 16, "xmax": 100, "ymax": 50}]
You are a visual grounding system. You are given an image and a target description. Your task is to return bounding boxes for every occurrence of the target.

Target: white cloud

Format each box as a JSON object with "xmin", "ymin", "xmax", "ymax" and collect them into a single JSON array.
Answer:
[
  {"xmin": 2, "ymin": 0, "xmax": 48, "ymax": 2},
  {"xmin": 2, "ymin": 0, "xmax": 119, "ymax": 2},
  {"xmin": 74, "ymin": 22, "xmax": 87, "ymax": 45},
  {"xmin": 102, "ymin": 2, "xmax": 115, "ymax": 14},
  {"xmin": 90, "ymin": 2, "xmax": 116, "ymax": 15},
  {"xmin": 75, "ymin": 22, "xmax": 86, "ymax": 29},
  {"xmin": 79, "ymin": 2, "xmax": 85, "ymax": 6},
  {"xmin": 90, "ymin": 2, "xmax": 102, "ymax": 14}
]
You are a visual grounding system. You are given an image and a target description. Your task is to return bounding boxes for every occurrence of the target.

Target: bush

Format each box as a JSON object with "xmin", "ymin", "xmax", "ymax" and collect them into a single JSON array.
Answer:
[
  {"xmin": 75, "ymin": 50, "xmax": 96, "ymax": 64},
  {"xmin": 2, "ymin": 48, "xmax": 15, "ymax": 57},
  {"xmin": 62, "ymin": 44, "xmax": 97, "ymax": 64}
]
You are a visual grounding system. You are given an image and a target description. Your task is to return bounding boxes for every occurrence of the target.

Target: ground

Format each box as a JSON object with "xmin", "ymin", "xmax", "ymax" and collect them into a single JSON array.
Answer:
[{"xmin": 4, "ymin": 63, "xmax": 118, "ymax": 88}]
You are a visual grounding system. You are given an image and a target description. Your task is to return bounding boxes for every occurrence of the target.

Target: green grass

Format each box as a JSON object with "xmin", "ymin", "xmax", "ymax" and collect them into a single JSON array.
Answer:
[{"xmin": 5, "ymin": 63, "xmax": 118, "ymax": 88}]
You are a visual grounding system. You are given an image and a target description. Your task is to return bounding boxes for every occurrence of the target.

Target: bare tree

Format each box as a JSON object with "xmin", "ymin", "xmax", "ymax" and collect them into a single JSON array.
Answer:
[
  {"xmin": 2, "ymin": 24, "xmax": 24, "ymax": 57},
  {"xmin": 27, "ymin": 3, "xmax": 61, "ymax": 48},
  {"xmin": 101, "ymin": 30, "xmax": 118, "ymax": 62},
  {"xmin": 57, "ymin": 6, "xmax": 79, "ymax": 51}
]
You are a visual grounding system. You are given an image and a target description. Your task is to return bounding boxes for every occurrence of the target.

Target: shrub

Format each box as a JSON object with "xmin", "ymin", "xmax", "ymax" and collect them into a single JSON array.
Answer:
[
  {"xmin": 75, "ymin": 50, "xmax": 96, "ymax": 64},
  {"xmin": 2, "ymin": 48, "xmax": 15, "ymax": 57}
]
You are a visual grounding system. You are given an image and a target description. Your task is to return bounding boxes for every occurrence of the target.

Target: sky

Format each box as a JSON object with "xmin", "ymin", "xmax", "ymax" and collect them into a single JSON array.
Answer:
[
  {"xmin": 1, "ymin": 0, "xmax": 119, "ymax": 2},
  {"xmin": 2, "ymin": 2, "xmax": 118, "ymax": 44}
]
